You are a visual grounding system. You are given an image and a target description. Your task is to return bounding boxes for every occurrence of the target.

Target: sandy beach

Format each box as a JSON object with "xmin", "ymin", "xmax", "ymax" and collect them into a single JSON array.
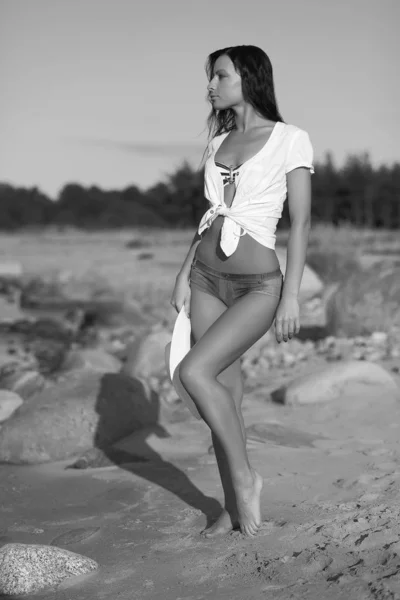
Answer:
[{"xmin": 1, "ymin": 227, "xmax": 400, "ymax": 599}]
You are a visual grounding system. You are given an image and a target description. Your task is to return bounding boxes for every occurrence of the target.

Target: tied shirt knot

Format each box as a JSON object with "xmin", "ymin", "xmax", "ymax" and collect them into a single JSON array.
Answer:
[{"xmin": 198, "ymin": 204, "xmax": 246, "ymax": 257}]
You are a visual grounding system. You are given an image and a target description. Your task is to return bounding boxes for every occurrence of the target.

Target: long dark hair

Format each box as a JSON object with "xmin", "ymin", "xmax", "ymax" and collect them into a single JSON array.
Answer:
[{"xmin": 199, "ymin": 45, "xmax": 285, "ymax": 168}]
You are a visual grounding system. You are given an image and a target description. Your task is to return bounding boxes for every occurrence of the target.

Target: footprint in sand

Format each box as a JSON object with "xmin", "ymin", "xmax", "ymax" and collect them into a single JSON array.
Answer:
[
  {"xmin": 244, "ymin": 423, "xmax": 325, "ymax": 449},
  {"xmin": 50, "ymin": 527, "xmax": 100, "ymax": 546},
  {"xmin": 332, "ymin": 471, "xmax": 395, "ymax": 493}
]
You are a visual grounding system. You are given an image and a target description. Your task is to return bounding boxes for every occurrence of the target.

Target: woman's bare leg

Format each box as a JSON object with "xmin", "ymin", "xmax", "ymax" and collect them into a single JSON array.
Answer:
[
  {"xmin": 187, "ymin": 286, "xmax": 245, "ymax": 536},
  {"xmin": 180, "ymin": 289, "xmax": 280, "ymax": 537},
  {"xmin": 204, "ymin": 366, "xmax": 246, "ymax": 536}
]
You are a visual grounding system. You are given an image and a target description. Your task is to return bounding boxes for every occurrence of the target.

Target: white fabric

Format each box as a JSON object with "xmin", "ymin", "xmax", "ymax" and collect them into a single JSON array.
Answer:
[
  {"xmin": 198, "ymin": 122, "xmax": 314, "ymax": 257},
  {"xmin": 164, "ymin": 307, "xmax": 202, "ymax": 420}
]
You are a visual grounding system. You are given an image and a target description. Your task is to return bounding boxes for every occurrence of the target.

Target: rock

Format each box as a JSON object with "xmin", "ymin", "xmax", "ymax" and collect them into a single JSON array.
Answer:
[
  {"xmin": 325, "ymin": 265, "xmax": 400, "ymax": 337},
  {"xmin": 122, "ymin": 328, "xmax": 171, "ymax": 379},
  {"xmin": 94, "ymin": 297, "xmax": 148, "ymax": 328},
  {"xmin": 0, "ymin": 390, "xmax": 23, "ymax": 422},
  {"xmin": 66, "ymin": 447, "xmax": 117, "ymax": 469},
  {"xmin": 282, "ymin": 352, "xmax": 296, "ymax": 367},
  {"xmin": 98, "ymin": 326, "xmax": 138, "ymax": 356},
  {"xmin": 0, "ymin": 261, "xmax": 23, "ymax": 281},
  {"xmin": 271, "ymin": 360, "xmax": 399, "ymax": 405},
  {"xmin": 0, "ymin": 362, "xmax": 40, "ymax": 399},
  {"xmin": 20, "ymin": 270, "xmax": 109, "ymax": 307},
  {"xmin": 0, "ymin": 349, "xmax": 38, "ymax": 379},
  {"xmin": 391, "ymin": 346, "xmax": 400, "ymax": 359},
  {"xmin": 0, "ymin": 370, "xmax": 159, "ymax": 464},
  {"xmin": 0, "ymin": 370, "xmax": 46, "ymax": 401},
  {"xmin": 30, "ymin": 338, "xmax": 70, "ymax": 374},
  {"xmin": 23, "ymin": 317, "xmax": 73, "ymax": 342},
  {"xmin": 0, "ymin": 295, "xmax": 25, "ymax": 323},
  {"xmin": 20, "ymin": 272, "xmax": 148, "ymax": 328},
  {"xmin": 0, "ymin": 317, "xmax": 73, "ymax": 374},
  {"xmin": 276, "ymin": 248, "xmax": 324, "ymax": 301},
  {"xmin": 370, "ymin": 331, "xmax": 388, "ymax": 345},
  {"xmin": 0, "ymin": 543, "xmax": 98, "ymax": 596},
  {"xmin": 305, "ymin": 248, "xmax": 362, "ymax": 285},
  {"xmin": 60, "ymin": 348, "xmax": 121, "ymax": 373},
  {"xmin": 366, "ymin": 350, "xmax": 386, "ymax": 362}
]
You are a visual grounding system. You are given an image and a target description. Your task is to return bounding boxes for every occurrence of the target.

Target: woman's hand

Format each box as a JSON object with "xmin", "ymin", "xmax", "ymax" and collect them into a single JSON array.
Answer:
[
  {"xmin": 274, "ymin": 294, "xmax": 300, "ymax": 343},
  {"xmin": 170, "ymin": 273, "xmax": 191, "ymax": 317}
]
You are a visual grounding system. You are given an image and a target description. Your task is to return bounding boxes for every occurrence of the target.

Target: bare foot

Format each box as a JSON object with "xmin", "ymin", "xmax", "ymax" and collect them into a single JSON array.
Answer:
[
  {"xmin": 200, "ymin": 508, "xmax": 239, "ymax": 538},
  {"xmin": 235, "ymin": 469, "xmax": 263, "ymax": 537}
]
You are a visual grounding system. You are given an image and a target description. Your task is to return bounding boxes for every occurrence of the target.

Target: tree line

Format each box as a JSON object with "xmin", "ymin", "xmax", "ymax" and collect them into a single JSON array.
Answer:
[{"xmin": 0, "ymin": 151, "xmax": 399, "ymax": 230}]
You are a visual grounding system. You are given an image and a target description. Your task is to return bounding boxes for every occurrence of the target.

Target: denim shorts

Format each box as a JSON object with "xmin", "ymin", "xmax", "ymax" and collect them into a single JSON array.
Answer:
[{"xmin": 189, "ymin": 256, "xmax": 284, "ymax": 308}]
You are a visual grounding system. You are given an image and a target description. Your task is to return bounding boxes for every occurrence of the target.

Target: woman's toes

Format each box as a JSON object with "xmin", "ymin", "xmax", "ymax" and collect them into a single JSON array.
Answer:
[
  {"xmin": 244, "ymin": 525, "xmax": 255, "ymax": 537},
  {"xmin": 249, "ymin": 523, "xmax": 259, "ymax": 536}
]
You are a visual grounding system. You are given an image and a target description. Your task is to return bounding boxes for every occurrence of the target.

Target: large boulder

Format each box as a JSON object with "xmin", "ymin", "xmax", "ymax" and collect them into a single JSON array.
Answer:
[
  {"xmin": 325, "ymin": 264, "xmax": 400, "ymax": 337},
  {"xmin": 305, "ymin": 247, "xmax": 362, "ymax": 285},
  {"xmin": 122, "ymin": 325, "xmax": 171, "ymax": 379},
  {"xmin": 0, "ymin": 543, "xmax": 98, "ymax": 596},
  {"xmin": 0, "ymin": 370, "xmax": 159, "ymax": 464},
  {"xmin": 271, "ymin": 360, "xmax": 399, "ymax": 405}
]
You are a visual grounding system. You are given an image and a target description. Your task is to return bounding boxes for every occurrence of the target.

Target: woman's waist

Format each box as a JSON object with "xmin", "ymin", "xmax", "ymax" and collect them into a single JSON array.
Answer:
[
  {"xmin": 196, "ymin": 229, "xmax": 280, "ymax": 274},
  {"xmin": 200, "ymin": 203, "xmax": 282, "ymax": 225}
]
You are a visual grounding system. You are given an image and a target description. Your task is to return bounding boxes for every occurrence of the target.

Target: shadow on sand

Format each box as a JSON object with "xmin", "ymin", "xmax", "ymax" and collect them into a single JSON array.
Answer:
[{"xmin": 69, "ymin": 372, "xmax": 221, "ymax": 529}]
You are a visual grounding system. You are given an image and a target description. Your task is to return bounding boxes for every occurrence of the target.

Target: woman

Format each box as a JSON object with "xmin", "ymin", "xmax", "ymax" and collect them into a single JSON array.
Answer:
[{"xmin": 170, "ymin": 45, "xmax": 314, "ymax": 538}]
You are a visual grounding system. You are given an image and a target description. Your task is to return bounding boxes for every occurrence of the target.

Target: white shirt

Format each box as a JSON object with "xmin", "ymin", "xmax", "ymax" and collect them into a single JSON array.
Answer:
[{"xmin": 198, "ymin": 122, "xmax": 314, "ymax": 257}]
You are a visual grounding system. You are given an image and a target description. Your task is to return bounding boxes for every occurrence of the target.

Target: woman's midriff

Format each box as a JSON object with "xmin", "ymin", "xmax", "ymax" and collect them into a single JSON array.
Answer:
[
  {"xmin": 195, "ymin": 161, "xmax": 281, "ymax": 274},
  {"xmin": 195, "ymin": 215, "xmax": 280, "ymax": 274}
]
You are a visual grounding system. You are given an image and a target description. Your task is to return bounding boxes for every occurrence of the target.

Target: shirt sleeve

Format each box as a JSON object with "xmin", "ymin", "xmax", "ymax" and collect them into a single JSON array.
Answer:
[{"xmin": 285, "ymin": 129, "xmax": 315, "ymax": 175}]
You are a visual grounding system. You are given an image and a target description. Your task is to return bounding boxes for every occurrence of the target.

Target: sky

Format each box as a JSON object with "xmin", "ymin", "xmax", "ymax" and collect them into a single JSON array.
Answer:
[{"xmin": 0, "ymin": 0, "xmax": 399, "ymax": 200}]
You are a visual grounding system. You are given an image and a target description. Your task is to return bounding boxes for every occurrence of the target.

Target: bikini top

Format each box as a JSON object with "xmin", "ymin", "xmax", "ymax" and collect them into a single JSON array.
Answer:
[{"xmin": 214, "ymin": 161, "xmax": 243, "ymax": 187}]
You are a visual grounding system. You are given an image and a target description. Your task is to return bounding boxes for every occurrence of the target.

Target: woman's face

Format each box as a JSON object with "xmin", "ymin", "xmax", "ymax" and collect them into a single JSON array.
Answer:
[{"xmin": 207, "ymin": 55, "xmax": 243, "ymax": 110}]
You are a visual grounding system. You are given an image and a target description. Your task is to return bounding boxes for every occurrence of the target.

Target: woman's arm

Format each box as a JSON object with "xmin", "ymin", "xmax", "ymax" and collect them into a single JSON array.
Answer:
[
  {"xmin": 176, "ymin": 230, "xmax": 202, "ymax": 281},
  {"xmin": 275, "ymin": 167, "xmax": 312, "ymax": 343},
  {"xmin": 281, "ymin": 167, "xmax": 312, "ymax": 299}
]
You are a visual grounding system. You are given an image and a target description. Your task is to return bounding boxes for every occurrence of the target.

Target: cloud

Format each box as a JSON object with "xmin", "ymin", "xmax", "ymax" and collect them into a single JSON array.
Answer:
[{"xmin": 61, "ymin": 135, "xmax": 205, "ymax": 156}]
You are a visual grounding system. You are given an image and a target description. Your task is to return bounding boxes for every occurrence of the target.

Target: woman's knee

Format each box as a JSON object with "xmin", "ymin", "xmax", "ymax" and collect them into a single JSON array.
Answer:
[{"xmin": 179, "ymin": 357, "xmax": 202, "ymax": 395}]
